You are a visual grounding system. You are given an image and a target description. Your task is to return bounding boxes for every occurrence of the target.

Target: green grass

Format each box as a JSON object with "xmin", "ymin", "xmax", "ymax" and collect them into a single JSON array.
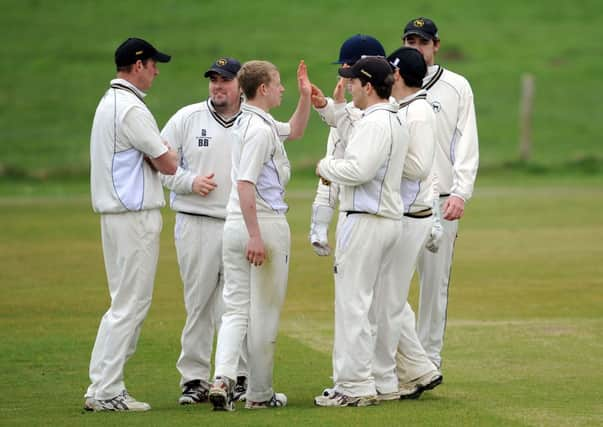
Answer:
[
  {"xmin": 1, "ymin": 179, "xmax": 602, "ymax": 426},
  {"xmin": 2, "ymin": 0, "xmax": 603, "ymax": 177}
]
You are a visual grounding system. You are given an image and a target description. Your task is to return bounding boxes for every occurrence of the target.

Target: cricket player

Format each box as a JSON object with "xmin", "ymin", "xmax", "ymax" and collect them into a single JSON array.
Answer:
[
  {"xmin": 160, "ymin": 57, "xmax": 248, "ymax": 405},
  {"xmin": 314, "ymin": 57, "xmax": 408, "ymax": 407},
  {"xmin": 309, "ymin": 36, "xmax": 439, "ymax": 400},
  {"xmin": 85, "ymin": 37, "xmax": 177, "ymax": 412},
  {"xmin": 380, "ymin": 46, "xmax": 443, "ymax": 399},
  {"xmin": 208, "ymin": 60, "xmax": 311, "ymax": 411},
  {"xmin": 403, "ymin": 17, "xmax": 479, "ymax": 368},
  {"xmin": 309, "ymin": 34, "xmax": 386, "ymax": 256}
]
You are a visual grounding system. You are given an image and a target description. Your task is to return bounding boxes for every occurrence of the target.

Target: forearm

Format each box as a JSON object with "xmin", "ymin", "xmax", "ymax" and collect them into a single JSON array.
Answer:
[
  {"xmin": 161, "ymin": 166, "xmax": 195, "ymax": 194},
  {"xmin": 334, "ymin": 103, "xmax": 359, "ymax": 142},
  {"xmin": 238, "ymin": 181, "xmax": 261, "ymax": 238},
  {"xmin": 452, "ymin": 87, "xmax": 479, "ymax": 201},
  {"xmin": 318, "ymin": 156, "xmax": 373, "ymax": 186},
  {"xmin": 314, "ymin": 98, "xmax": 337, "ymax": 127},
  {"xmin": 150, "ymin": 146, "xmax": 178, "ymax": 175},
  {"xmin": 288, "ymin": 93, "xmax": 312, "ymax": 140}
]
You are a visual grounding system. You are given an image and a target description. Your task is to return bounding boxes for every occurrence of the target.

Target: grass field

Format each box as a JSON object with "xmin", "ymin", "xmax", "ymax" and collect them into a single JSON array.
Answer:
[
  {"xmin": 2, "ymin": 0, "xmax": 603, "ymax": 424},
  {"xmin": 2, "ymin": 0, "xmax": 603, "ymax": 177},
  {"xmin": 1, "ymin": 178, "xmax": 602, "ymax": 426}
]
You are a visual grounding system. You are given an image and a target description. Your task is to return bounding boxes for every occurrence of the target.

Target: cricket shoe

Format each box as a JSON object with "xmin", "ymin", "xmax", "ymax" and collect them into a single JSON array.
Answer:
[
  {"xmin": 321, "ymin": 387, "xmax": 336, "ymax": 398},
  {"xmin": 233, "ymin": 376, "xmax": 247, "ymax": 402},
  {"xmin": 376, "ymin": 390, "xmax": 401, "ymax": 401},
  {"xmin": 91, "ymin": 390, "xmax": 151, "ymax": 411},
  {"xmin": 245, "ymin": 392, "xmax": 287, "ymax": 409},
  {"xmin": 399, "ymin": 370, "xmax": 443, "ymax": 400},
  {"xmin": 314, "ymin": 391, "xmax": 378, "ymax": 407},
  {"xmin": 209, "ymin": 376, "xmax": 235, "ymax": 411},
  {"xmin": 83, "ymin": 396, "xmax": 97, "ymax": 411},
  {"xmin": 178, "ymin": 379, "xmax": 210, "ymax": 405}
]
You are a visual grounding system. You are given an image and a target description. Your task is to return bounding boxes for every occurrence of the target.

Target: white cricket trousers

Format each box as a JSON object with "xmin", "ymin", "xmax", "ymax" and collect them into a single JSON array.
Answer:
[
  {"xmin": 214, "ymin": 216, "xmax": 290, "ymax": 403},
  {"xmin": 333, "ymin": 213, "xmax": 404, "ymax": 397},
  {"xmin": 373, "ymin": 215, "xmax": 436, "ymax": 392},
  {"xmin": 86, "ymin": 209, "xmax": 161, "ymax": 401},
  {"xmin": 174, "ymin": 213, "xmax": 227, "ymax": 387},
  {"xmin": 416, "ymin": 196, "xmax": 459, "ymax": 367}
]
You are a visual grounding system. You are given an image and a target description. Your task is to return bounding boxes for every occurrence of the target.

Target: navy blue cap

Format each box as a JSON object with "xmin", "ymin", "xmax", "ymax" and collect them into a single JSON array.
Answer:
[
  {"xmin": 339, "ymin": 56, "xmax": 393, "ymax": 87},
  {"xmin": 333, "ymin": 34, "xmax": 385, "ymax": 65},
  {"xmin": 115, "ymin": 38, "xmax": 171, "ymax": 67},
  {"xmin": 402, "ymin": 17, "xmax": 439, "ymax": 41},
  {"xmin": 387, "ymin": 47, "xmax": 427, "ymax": 87},
  {"xmin": 204, "ymin": 57, "xmax": 241, "ymax": 79}
]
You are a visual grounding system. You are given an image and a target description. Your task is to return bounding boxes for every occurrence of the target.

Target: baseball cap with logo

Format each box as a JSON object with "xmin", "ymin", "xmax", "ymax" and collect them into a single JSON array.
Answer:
[
  {"xmin": 402, "ymin": 17, "xmax": 439, "ymax": 41},
  {"xmin": 204, "ymin": 57, "xmax": 242, "ymax": 79},
  {"xmin": 338, "ymin": 56, "xmax": 393, "ymax": 87},
  {"xmin": 387, "ymin": 47, "xmax": 427, "ymax": 88},
  {"xmin": 115, "ymin": 37, "xmax": 171, "ymax": 67},
  {"xmin": 333, "ymin": 34, "xmax": 386, "ymax": 65}
]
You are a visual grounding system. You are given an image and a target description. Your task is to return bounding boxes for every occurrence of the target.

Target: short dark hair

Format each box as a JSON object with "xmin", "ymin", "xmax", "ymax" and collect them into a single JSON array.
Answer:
[
  {"xmin": 116, "ymin": 58, "xmax": 151, "ymax": 73},
  {"xmin": 358, "ymin": 74, "xmax": 394, "ymax": 100}
]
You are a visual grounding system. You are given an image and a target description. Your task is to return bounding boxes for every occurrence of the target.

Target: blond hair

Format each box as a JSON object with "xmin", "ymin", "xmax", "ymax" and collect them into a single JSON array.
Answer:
[{"xmin": 237, "ymin": 60, "xmax": 278, "ymax": 100}]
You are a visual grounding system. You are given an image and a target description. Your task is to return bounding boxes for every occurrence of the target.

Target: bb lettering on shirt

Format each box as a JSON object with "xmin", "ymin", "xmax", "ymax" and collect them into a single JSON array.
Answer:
[{"xmin": 197, "ymin": 129, "xmax": 212, "ymax": 147}]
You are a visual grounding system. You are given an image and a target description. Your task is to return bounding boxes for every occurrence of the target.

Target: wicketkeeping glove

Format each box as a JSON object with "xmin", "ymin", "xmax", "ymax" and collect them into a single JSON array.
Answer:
[
  {"xmin": 425, "ymin": 199, "xmax": 444, "ymax": 253},
  {"xmin": 309, "ymin": 204, "xmax": 334, "ymax": 256}
]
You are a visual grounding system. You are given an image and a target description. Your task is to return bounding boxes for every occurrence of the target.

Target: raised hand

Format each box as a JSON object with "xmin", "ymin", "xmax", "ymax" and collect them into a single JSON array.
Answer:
[
  {"xmin": 333, "ymin": 77, "xmax": 346, "ymax": 104},
  {"xmin": 311, "ymin": 84, "xmax": 327, "ymax": 109},
  {"xmin": 297, "ymin": 60, "xmax": 312, "ymax": 98}
]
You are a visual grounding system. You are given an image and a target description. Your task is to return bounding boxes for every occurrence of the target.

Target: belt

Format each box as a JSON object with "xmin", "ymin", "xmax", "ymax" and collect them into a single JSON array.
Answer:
[
  {"xmin": 345, "ymin": 210, "xmax": 373, "ymax": 217},
  {"xmin": 177, "ymin": 211, "xmax": 223, "ymax": 221},
  {"xmin": 404, "ymin": 208, "xmax": 432, "ymax": 218}
]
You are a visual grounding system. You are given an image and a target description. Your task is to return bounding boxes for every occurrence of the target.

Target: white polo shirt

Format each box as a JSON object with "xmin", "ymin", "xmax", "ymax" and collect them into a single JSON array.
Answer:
[
  {"xmin": 317, "ymin": 103, "xmax": 407, "ymax": 220},
  {"xmin": 226, "ymin": 103, "xmax": 291, "ymax": 218},
  {"xmin": 423, "ymin": 65, "xmax": 479, "ymax": 201},
  {"xmin": 90, "ymin": 78, "xmax": 168, "ymax": 213},
  {"xmin": 397, "ymin": 89, "xmax": 437, "ymax": 213},
  {"xmin": 160, "ymin": 99, "xmax": 241, "ymax": 219}
]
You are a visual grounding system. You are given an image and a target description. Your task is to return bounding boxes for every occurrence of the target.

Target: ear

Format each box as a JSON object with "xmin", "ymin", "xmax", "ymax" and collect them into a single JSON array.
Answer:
[
  {"xmin": 134, "ymin": 59, "xmax": 144, "ymax": 72},
  {"xmin": 365, "ymin": 81, "xmax": 374, "ymax": 96},
  {"xmin": 433, "ymin": 40, "xmax": 441, "ymax": 53}
]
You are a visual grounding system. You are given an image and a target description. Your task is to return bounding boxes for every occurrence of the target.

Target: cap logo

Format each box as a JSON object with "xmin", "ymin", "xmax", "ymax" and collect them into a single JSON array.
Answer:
[
  {"xmin": 135, "ymin": 50, "xmax": 144, "ymax": 55},
  {"xmin": 390, "ymin": 58, "xmax": 400, "ymax": 67},
  {"xmin": 360, "ymin": 69, "xmax": 372, "ymax": 78},
  {"xmin": 217, "ymin": 58, "xmax": 227, "ymax": 66},
  {"xmin": 414, "ymin": 19, "xmax": 425, "ymax": 27}
]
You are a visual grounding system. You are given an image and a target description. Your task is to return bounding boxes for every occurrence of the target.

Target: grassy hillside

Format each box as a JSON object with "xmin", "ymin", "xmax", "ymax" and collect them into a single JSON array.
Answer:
[{"xmin": 2, "ymin": 0, "xmax": 603, "ymax": 178}]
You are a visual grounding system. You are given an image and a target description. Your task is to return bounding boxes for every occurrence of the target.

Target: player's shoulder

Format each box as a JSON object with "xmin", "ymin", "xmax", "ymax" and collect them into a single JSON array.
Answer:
[
  {"xmin": 243, "ymin": 107, "xmax": 273, "ymax": 130},
  {"xmin": 439, "ymin": 67, "xmax": 473, "ymax": 91},
  {"xmin": 236, "ymin": 109, "xmax": 272, "ymax": 139},
  {"xmin": 168, "ymin": 101, "xmax": 207, "ymax": 122},
  {"xmin": 407, "ymin": 98, "xmax": 435, "ymax": 121}
]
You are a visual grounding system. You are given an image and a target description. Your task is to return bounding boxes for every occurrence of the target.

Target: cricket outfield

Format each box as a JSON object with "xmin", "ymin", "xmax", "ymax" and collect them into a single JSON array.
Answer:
[{"xmin": 1, "ymin": 178, "xmax": 601, "ymax": 426}]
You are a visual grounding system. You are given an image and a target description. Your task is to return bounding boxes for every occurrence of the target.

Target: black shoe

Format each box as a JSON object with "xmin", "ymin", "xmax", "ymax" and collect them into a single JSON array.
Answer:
[
  {"xmin": 178, "ymin": 380, "xmax": 209, "ymax": 405},
  {"xmin": 233, "ymin": 376, "xmax": 247, "ymax": 401},
  {"xmin": 399, "ymin": 371, "xmax": 443, "ymax": 400}
]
